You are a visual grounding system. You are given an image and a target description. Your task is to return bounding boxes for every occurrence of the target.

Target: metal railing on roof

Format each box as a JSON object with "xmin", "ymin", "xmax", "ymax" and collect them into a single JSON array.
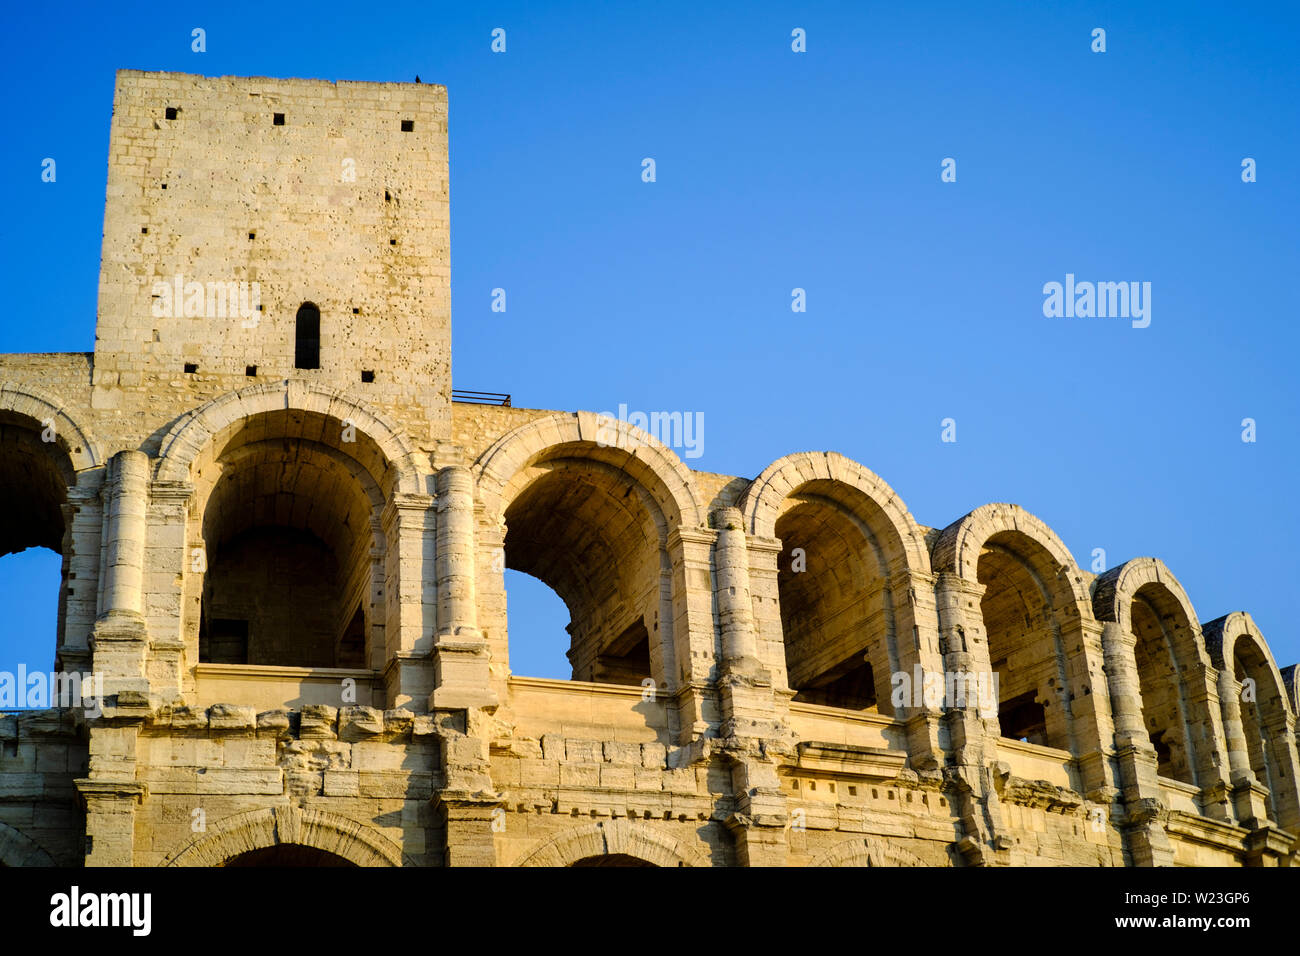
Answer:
[{"xmin": 451, "ymin": 389, "xmax": 511, "ymax": 407}]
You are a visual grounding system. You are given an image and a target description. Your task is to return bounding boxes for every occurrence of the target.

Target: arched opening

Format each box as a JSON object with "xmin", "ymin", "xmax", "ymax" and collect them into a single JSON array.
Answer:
[
  {"xmin": 0, "ymin": 413, "xmax": 75, "ymax": 683},
  {"xmin": 775, "ymin": 486, "xmax": 893, "ymax": 712},
  {"xmin": 501, "ymin": 458, "xmax": 666, "ymax": 686},
  {"xmin": 976, "ymin": 532, "xmax": 1076, "ymax": 750},
  {"xmin": 192, "ymin": 409, "xmax": 383, "ymax": 669},
  {"xmin": 223, "ymin": 845, "xmax": 356, "ymax": 867},
  {"xmin": 1130, "ymin": 584, "xmax": 1201, "ymax": 786},
  {"xmin": 1233, "ymin": 638, "xmax": 1283, "ymax": 819},
  {"xmin": 501, "ymin": 568, "xmax": 572, "ymax": 680},
  {"xmin": 571, "ymin": 854, "xmax": 658, "ymax": 867},
  {"xmin": 294, "ymin": 302, "xmax": 320, "ymax": 370}
]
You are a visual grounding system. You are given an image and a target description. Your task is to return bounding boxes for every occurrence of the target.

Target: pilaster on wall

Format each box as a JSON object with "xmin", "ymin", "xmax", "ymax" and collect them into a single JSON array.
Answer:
[
  {"xmin": 667, "ymin": 524, "xmax": 721, "ymax": 746},
  {"xmin": 57, "ymin": 474, "xmax": 104, "ymax": 675},
  {"xmin": 77, "ymin": 725, "xmax": 146, "ymax": 867},
  {"xmin": 145, "ymin": 479, "xmax": 194, "ymax": 705},
  {"xmin": 382, "ymin": 491, "xmax": 436, "ymax": 711}
]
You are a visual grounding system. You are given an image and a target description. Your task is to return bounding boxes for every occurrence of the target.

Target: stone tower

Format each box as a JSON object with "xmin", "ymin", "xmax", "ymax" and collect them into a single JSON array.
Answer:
[
  {"xmin": 0, "ymin": 70, "xmax": 1296, "ymax": 868},
  {"xmin": 93, "ymin": 71, "xmax": 450, "ymax": 442}
]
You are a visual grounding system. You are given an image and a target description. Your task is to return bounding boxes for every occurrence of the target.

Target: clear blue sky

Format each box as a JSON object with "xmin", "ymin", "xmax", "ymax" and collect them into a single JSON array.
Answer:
[{"xmin": 1, "ymin": 0, "xmax": 1296, "ymax": 681}]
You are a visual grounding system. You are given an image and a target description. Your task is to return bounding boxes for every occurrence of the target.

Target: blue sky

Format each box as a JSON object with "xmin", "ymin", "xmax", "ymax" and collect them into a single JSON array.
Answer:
[{"xmin": 1, "ymin": 0, "xmax": 1296, "ymax": 681}]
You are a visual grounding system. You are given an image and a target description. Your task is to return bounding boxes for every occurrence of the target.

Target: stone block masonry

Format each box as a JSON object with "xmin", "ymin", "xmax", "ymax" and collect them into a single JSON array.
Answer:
[{"xmin": 0, "ymin": 71, "xmax": 1295, "ymax": 867}]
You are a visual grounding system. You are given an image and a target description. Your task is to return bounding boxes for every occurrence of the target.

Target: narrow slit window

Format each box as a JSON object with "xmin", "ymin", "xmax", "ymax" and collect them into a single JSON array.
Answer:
[
  {"xmin": 295, "ymin": 303, "xmax": 320, "ymax": 369},
  {"xmin": 273, "ymin": 112, "xmax": 285, "ymax": 126}
]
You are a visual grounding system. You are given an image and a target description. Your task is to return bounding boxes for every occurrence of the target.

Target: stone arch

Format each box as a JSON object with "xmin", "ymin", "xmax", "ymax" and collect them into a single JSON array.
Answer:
[
  {"xmin": 1093, "ymin": 558, "xmax": 1225, "ymax": 791},
  {"xmin": 933, "ymin": 504, "xmax": 1090, "ymax": 610},
  {"xmin": 0, "ymin": 383, "xmax": 103, "ymax": 473},
  {"xmin": 162, "ymin": 806, "xmax": 407, "ymax": 867},
  {"xmin": 0, "ymin": 822, "xmax": 55, "ymax": 867},
  {"xmin": 512, "ymin": 819, "xmax": 707, "ymax": 867},
  {"xmin": 159, "ymin": 383, "xmax": 419, "ymax": 672},
  {"xmin": 474, "ymin": 411, "xmax": 704, "ymax": 531},
  {"xmin": 155, "ymin": 380, "xmax": 421, "ymax": 494},
  {"xmin": 1093, "ymin": 557, "xmax": 1202, "ymax": 637},
  {"xmin": 810, "ymin": 835, "xmax": 927, "ymax": 867},
  {"xmin": 473, "ymin": 412, "xmax": 705, "ymax": 690},
  {"xmin": 933, "ymin": 505, "xmax": 1100, "ymax": 754},
  {"xmin": 740, "ymin": 451, "xmax": 930, "ymax": 574},
  {"xmin": 1202, "ymin": 612, "xmax": 1300, "ymax": 829},
  {"xmin": 1203, "ymin": 612, "xmax": 1290, "ymax": 712},
  {"xmin": 737, "ymin": 452, "xmax": 937, "ymax": 713}
]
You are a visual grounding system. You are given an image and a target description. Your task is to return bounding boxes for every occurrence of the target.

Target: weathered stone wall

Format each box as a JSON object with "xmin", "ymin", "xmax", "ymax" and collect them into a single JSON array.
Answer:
[{"xmin": 0, "ymin": 71, "xmax": 1297, "ymax": 868}]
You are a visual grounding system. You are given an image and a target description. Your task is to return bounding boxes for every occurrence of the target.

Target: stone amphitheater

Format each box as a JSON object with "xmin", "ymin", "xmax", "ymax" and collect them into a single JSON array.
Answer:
[{"xmin": 0, "ymin": 70, "xmax": 1295, "ymax": 867}]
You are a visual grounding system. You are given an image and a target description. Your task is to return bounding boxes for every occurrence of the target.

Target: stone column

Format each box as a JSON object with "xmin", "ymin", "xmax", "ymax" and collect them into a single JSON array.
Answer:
[
  {"xmin": 1101, "ymin": 621, "xmax": 1174, "ymax": 867},
  {"xmin": 430, "ymin": 466, "xmax": 495, "ymax": 710},
  {"xmin": 1219, "ymin": 670, "xmax": 1272, "ymax": 827},
  {"xmin": 934, "ymin": 572, "xmax": 1002, "ymax": 864},
  {"xmin": 710, "ymin": 508, "xmax": 787, "ymax": 866},
  {"xmin": 90, "ymin": 451, "xmax": 150, "ymax": 709},
  {"xmin": 712, "ymin": 507, "xmax": 762, "ymax": 673},
  {"xmin": 100, "ymin": 450, "xmax": 148, "ymax": 619}
]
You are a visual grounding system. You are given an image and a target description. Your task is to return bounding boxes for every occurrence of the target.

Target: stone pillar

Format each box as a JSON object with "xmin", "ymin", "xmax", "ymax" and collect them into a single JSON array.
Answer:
[
  {"xmin": 100, "ymin": 450, "xmax": 148, "ymax": 619},
  {"xmin": 1219, "ymin": 669, "xmax": 1272, "ymax": 827},
  {"xmin": 77, "ymin": 724, "xmax": 146, "ymax": 867},
  {"xmin": 712, "ymin": 508, "xmax": 762, "ymax": 673},
  {"xmin": 56, "ymin": 477, "xmax": 104, "ymax": 674},
  {"xmin": 90, "ymin": 451, "xmax": 150, "ymax": 710},
  {"xmin": 430, "ymin": 466, "xmax": 495, "ymax": 710},
  {"xmin": 934, "ymin": 572, "xmax": 1002, "ymax": 863},
  {"xmin": 1101, "ymin": 621, "xmax": 1174, "ymax": 866},
  {"xmin": 433, "ymin": 709, "xmax": 502, "ymax": 866},
  {"xmin": 890, "ymin": 568, "xmax": 945, "ymax": 777},
  {"xmin": 382, "ymin": 491, "xmax": 435, "ymax": 710},
  {"xmin": 666, "ymin": 525, "xmax": 718, "ymax": 744},
  {"xmin": 710, "ymin": 508, "xmax": 788, "ymax": 865}
]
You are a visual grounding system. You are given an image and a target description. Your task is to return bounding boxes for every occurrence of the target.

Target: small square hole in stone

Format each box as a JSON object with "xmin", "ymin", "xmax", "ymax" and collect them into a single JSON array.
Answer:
[
  {"xmin": 141, "ymin": 227, "xmax": 148, "ymax": 234},
  {"xmin": 184, "ymin": 363, "xmax": 197, "ymax": 374},
  {"xmin": 352, "ymin": 307, "xmax": 360, "ymax": 314},
  {"xmin": 165, "ymin": 107, "xmax": 178, "ymax": 120},
  {"xmin": 161, "ymin": 183, "xmax": 167, "ymax": 189},
  {"xmin": 389, "ymin": 238, "xmax": 397, "ymax": 246},
  {"xmin": 245, "ymin": 365, "xmax": 257, "ymax": 377},
  {"xmin": 401, "ymin": 119, "xmax": 414, "ymax": 132},
  {"xmin": 361, "ymin": 370, "xmax": 374, "ymax": 383},
  {"xmin": 248, "ymin": 232, "xmax": 255, "ymax": 240},
  {"xmin": 273, "ymin": 112, "xmax": 285, "ymax": 125}
]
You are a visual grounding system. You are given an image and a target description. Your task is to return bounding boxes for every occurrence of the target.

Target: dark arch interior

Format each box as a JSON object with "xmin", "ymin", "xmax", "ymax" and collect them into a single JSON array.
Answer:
[
  {"xmin": 976, "ymin": 533, "xmax": 1073, "ymax": 750},
  {"xmin": 0, "ymin": 415, "xmax": 73, "ymax": 558},
  {"xmin": 1234, "ymin": 639, "xmax": 1281, "ymax": 818},
  {"xmin": 197, "ymin": 412, "xmax": 379, "ymax": 668},
  {"xmin": 503, "ymin": 460, "xmax": 661, "ymax": 685},
  {"xmin": 570, "ymin": 853, "xmax": 658, "ymax": 867},
  {"xmin": 223, "ymin": 844, "xmax": 356, "ymax": 867},
  {"xmin": 775, "ymin": 493, "xmax": 888, "ymax": 712},
  {"xmin": 1130, "ymin": 585, "xmax": 1198, "ymax": 786},
  {"xmin": 0, "ymin": 415, "xmax": 74, "ymax": 673}
]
